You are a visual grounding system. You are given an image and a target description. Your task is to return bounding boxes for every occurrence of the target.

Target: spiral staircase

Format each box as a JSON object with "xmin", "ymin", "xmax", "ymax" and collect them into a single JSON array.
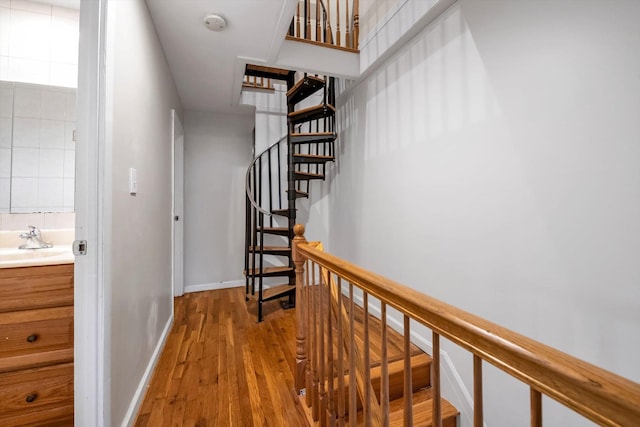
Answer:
[{"xmin": 244, "ymin": 65, "xmax": 337, "ymax": 322}]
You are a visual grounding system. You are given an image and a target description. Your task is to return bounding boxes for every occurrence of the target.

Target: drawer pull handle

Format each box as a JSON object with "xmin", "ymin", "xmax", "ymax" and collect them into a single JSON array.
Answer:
[
  {"xmin": 26, "ymin": 393, "xmax": 38, "ymax": 403},
  {"xmin": 26, "ymin": 334, "xmax": 38, "ymax": 343}
]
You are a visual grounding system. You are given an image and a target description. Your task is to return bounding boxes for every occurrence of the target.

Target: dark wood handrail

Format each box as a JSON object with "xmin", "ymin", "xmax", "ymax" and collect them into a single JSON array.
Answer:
[{"xmin": 293, "ymin": 225, "xmax": 640, "ymax": 426}]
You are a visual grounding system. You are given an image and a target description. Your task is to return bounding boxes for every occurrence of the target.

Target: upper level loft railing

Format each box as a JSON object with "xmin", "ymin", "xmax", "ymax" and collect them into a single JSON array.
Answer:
[
  {"xmin": 292, "ymin": 224, "xmax": 640, "ymax": 426},
  {"xmin": 288, "ymin": 0, "xmax": 359, "ymax": 52},
  {"xmin": 243, "ymin": 75, "xmax": 274, "ymax": 91}
]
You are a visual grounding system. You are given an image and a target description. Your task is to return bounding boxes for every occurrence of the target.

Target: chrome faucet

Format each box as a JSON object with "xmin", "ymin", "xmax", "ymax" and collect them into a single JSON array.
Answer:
[{"xmin": 19, "ymin": 225, "xmax": 53, "ymax": 249}]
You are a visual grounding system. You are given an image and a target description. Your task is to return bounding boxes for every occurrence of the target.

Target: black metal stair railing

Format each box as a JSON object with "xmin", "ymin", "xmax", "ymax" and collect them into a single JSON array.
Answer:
[{"xmin": 244, "ymin": 135, "xmax": 290, "ymax": 314}]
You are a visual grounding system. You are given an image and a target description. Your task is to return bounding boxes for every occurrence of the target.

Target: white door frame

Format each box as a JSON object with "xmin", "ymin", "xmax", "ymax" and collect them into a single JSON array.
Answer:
[
  {"xmin": 171, "ymin": 110, "xmax": 185, "ymax": 298},
  {"xmin": 75, "ymin": 0, "xmax": 110, "ymax": 425}
]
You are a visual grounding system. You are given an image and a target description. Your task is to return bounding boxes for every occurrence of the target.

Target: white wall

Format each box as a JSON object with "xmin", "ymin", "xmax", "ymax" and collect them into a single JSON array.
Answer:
[
  {"xmin": 105, "ymin": 0, "xmax": 182, "ymax": 424},
  {"xmin": 0, "ymin": 0, "xmax": 78, "ymax": 87},
  {"xmin": 241, "ymin": 83, "xmax": 288, "ymax": 154},
  {"xmin": 183, "ymin": 111, "xmax": 252, "ymax": 290},
  {"xmin": 306, "ymin": 1, "xmax": 640, "ymax": 426}
]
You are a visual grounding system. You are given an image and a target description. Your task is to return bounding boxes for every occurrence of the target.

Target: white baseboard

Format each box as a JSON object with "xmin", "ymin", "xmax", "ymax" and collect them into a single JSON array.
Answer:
[
  {"xmin": 184, "ymin": 279, "xmax": 245, "ymax": 294},
  {"xmin": 121, "ymin": 312, "xmax": 174, "ymax": 427}
]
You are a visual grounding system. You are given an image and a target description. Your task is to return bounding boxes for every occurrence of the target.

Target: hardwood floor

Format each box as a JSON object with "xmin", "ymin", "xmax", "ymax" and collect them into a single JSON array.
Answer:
[{"xmin": 134, "ymin": 287, "xmax": 310, "ymax": 427}]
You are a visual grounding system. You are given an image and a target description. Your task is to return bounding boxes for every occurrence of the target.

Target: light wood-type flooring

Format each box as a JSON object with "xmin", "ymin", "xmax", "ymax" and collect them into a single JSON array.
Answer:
[{"xmin": 134, "ymin": 287, "xmax": 310, "ymax": 427}]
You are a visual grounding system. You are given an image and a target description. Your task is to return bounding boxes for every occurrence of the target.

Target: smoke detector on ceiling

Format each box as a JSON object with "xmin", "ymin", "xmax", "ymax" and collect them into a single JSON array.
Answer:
[{"xmin": 203, "ymin": 14, "xmax": 226, "ymax": 32}]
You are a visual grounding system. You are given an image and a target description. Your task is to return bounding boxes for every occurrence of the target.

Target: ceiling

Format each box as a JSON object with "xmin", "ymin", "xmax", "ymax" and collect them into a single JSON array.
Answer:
[{"xmin": 145, "ymin": 0, "xmax": 296, "ymax": 114}]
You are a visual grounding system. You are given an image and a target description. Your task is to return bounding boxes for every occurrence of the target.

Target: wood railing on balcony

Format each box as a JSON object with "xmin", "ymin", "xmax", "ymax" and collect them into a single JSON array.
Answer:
[
  {"xmin": 242, "ymin": 75, "xmax": 274, "ymax": 91},
  {"xmin": 288, "ymin": 0, "xmax": 359, "ymax": 52},
  {"xmin": 292, "ymin": 224, "xmax": 640, "ymax": 426}
]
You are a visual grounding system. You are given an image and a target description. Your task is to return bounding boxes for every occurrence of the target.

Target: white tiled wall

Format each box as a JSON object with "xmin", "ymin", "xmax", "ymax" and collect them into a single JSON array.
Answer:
[
  {"xmin": 0, "ymin": 0, "xmax": 79, "ymax": 87},
  {"xmin": 0, "ymin": 211, "xmax": 74, "ymax": 230},
  {"xmin": 1, "ymin": 81, "xmax": 75, "ymax": 213}
]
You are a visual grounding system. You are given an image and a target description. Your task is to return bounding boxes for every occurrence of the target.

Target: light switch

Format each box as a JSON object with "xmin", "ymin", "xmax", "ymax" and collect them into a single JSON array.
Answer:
[{"xmin": 129, "ymin": 168, "xmax": 137, "ymax": 195}]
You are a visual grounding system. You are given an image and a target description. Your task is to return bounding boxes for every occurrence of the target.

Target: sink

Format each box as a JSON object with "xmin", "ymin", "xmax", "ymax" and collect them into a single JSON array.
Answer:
[
  {"xmin": 2, "ymin": 248, "xmax": 68, "ymax": 260},
  {"xmin": 0, "ymin": 246, "xmax": 74, "ymax": 268}
]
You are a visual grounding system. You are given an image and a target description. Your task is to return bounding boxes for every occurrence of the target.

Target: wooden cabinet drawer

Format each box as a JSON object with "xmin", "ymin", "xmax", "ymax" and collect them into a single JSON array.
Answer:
[
  {"xmin": 0, "ymin": 362, "xmax": 73, "ymax": 425},
  {"xmin": 0, "ymin": 307, "xmax": 73, "ymax": 372},
  {"xmin": 0, "ymin": 264, "xmax": 74, "ymax": 313}
]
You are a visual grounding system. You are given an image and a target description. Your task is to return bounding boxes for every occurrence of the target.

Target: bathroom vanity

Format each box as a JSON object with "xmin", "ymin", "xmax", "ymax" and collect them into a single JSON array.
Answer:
[{"xmin": 0, "ymin": 232, "xmax": 74, "ymax": 425}]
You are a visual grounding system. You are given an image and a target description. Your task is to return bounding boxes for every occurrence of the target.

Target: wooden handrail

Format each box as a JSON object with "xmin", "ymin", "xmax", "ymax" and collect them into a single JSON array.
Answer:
[{"xmin": 293, "ymin": 225, "xmax": 640, "ymax": 426}]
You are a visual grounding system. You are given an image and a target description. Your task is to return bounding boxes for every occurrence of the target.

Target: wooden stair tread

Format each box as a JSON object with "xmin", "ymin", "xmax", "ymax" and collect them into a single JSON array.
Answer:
[
  {"xmin": 334, "ymin": 353, "xmax": 432, "ymax": 412},
  {"xmin": 294, "ymin": 154, "xmax": 334, "ymax": 164},
  {"xmin": 287, "ymin": 75, "xmax": 325, "ymax": 105},
  {"xmin": 288, "ymin": 104, "xmax": 336, "ymax": 124},
  {"xmin": 294, "ymin": 170, "xmax": 325, "ymax": 180},
  {"xmin": 245, "ymin": 64, "xmax": 292, "ymax": 80},
  {"xmin": 246, "ymin": 283, "xmax": 295, "ymax": 301},
  {"xmin": 388, "ymin": 389, "xmax": 459, "ymax": 427},
  {"xmin": 258, "ymin": 227, "xmax": 289, "ymax": 236},
  {"xmin": 248, "ymin": 246, "xmax": 291, "ymax": 255},
  {"xmin": 290, "ymin": 131, "xmax": 337, "ymax": 144},
  {"xmin": 244, "ymin": 266, "xmax": 294, "ymax": 277}
]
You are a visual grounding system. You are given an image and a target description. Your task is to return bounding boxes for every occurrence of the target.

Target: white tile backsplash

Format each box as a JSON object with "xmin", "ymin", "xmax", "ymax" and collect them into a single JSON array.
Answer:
[
  {"xmin": 41, "ymin": 90, "xmax": 66, "ymax": 120},
  {"xmin": 14, "ymin": 85, "xmax": 41, "ymax": 117},
  {"xmin": 12, "ymin": 146, "xmax": 39, "ymax": 176},
  {"xmin": 0, "ymin": 212, "xmax": 75, "ymax": 230},
  {"xmin": 0, "ymin": 117, "xmax": 11, "ymax": 148},
  {"xmin": 0, "ymin": 147, "xmax": 10, "ymax": 177},
  {"xmin": 12, "ymin": 117, "xmax": 39, "ymax": 147},
  {"xmin": 11, "ymin": 177, "xmax": 38, "ymax": 209},
  {"xmin": 0, "ymin": 212, "xmax": 44, "ymax": 229},
  {"xmin": 0, "ymin": 0, "xmax": 9, "ymax": 8},
  {"xmin": 39, "ymin": 148, "xmax": 64, "ymax": 177},
  {"xmin": 44, "ymin": 211, "xmax": 74, "ymax": 228},
  {"xmin": 40, "ymin": 119, "xmax": 65, "ymax": 148}
]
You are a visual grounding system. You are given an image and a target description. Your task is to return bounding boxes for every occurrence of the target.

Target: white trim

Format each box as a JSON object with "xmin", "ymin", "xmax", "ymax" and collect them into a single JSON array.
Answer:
[
  {"xmin": 184, "ymin": 279, "xmax": 245, "ymax": 294},
  {"xmin": 171, "ymin": 109, "xmax": 185, "ymax": 299},
  {"xmin": 74, "ymin": 0, "xmax": 108, "ymax": 425},
  {"xmin": 120, "ymin": 313, "xmax": 174, "ymax": 427}
]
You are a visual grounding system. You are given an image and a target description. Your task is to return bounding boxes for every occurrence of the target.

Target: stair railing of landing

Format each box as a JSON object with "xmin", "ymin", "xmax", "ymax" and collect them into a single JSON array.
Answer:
[
  {"xmin": 288, "ymin": 0, "xmax": 360, "ymax": 51},
  {"xmin": 244, "ymin": 73, "xmax": 338, "ymax": 322},
  {"xmin": 292, "ymin": 224, "xmax": 640, "ymax": 427}
]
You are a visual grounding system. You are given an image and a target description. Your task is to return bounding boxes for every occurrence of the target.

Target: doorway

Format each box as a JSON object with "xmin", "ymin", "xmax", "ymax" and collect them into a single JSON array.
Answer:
[{"xmin": 172, "ymin": 110, "xmax": 184, "ymax": 298}]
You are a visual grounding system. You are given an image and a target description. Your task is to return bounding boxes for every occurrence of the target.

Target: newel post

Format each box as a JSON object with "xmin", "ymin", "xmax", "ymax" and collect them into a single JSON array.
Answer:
[{"xmin": 293, "ymin": 223, "xmax": 308, "ymax": 394}]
